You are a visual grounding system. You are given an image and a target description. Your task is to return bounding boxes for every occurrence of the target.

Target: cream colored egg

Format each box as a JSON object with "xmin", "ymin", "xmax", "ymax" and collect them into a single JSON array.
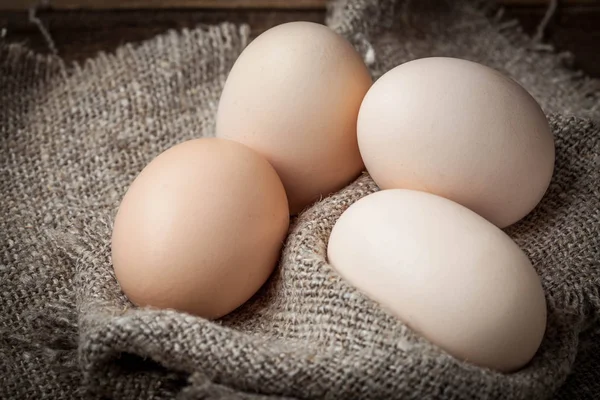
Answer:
[
  {"xmin": 111, "ymin": 138, "xmax": 289, "ymax": 320},
  {"xmin": 216, "ymin": 21, "xmax": 372, "ymax": 214},
  {"xmin": 327, "ymin": 189, "xmax": 547, "ymax": 372},
  {"xmin": 357, "ymin": 57, "xmax": 555, "ymax": 228}
]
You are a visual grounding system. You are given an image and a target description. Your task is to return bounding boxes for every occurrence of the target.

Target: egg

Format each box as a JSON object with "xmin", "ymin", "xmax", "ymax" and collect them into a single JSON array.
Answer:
[
  {"xmin": 216, "ymin": 21, "xmax": 372, "ymax": 214},
  {"xmin": 111, "ymin": 138, "xmax": 289, "ymax": 320},
  {"xmin": 327, "ymin": 189, "xmax": 547, "ymax": 372},
  {"xmin": 357, "ymin": 57, "xmax": 555, "ymax": 228}
]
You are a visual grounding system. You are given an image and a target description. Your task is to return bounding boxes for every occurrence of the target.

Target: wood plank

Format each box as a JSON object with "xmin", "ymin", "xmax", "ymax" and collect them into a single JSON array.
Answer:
[
  {"xmin": 0, "ymin": 0, "xmax": 598, "ymax": 11},
  {"xmin": 2, "ymin": 0, "xmax": 329, "ymax": 10},
  {"xmin": 506, "ymin": 6, "xmax": 600, "ymax": 77},
  {"xmin": 502, "ymin": 0, "xmax": 598, "ymax": 4},
  {"xmin": 0, "ymin": 9, "xmax": 325, "ymax": 59}
]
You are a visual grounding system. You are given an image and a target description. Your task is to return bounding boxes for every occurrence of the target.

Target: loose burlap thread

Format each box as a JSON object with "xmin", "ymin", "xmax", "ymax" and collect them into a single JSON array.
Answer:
[{"xmin": 1, "ymin": 0, "xmax": 599, "ymax": 399}]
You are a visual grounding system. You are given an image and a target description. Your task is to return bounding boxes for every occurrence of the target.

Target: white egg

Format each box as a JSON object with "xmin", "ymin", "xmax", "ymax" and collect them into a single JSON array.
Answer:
[
  {"xmin": 327, "ymin": 189, "xmax": 547, "ymax": 372},
  {"xmin": 357, "ymin": 57, "xmax": 555, "ymax": 228}
]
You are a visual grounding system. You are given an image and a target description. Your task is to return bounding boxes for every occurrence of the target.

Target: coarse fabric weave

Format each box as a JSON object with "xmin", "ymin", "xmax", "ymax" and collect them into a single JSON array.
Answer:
[{"xmin": 1, "ymin": 0, "xmax": 599, "ymax": 399}]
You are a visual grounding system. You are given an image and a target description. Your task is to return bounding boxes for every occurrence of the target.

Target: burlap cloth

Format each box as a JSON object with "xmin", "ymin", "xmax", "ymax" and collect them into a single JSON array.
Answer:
[{"xmin": 1, "ymin": 0, "xmax": 599, "ymax": 398}]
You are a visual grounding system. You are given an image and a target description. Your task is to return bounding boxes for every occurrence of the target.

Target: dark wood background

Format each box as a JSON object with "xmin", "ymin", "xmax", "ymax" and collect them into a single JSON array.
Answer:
[{"xmin": 0, "ymin": 1, "xmax": 599, "ymax": 77}]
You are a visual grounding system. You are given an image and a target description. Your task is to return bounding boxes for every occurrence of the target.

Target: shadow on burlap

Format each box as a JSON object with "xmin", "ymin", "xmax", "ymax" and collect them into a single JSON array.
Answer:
[{"xmin": 1, "ymin": 0, "xmax": 599, "ymax": 399}]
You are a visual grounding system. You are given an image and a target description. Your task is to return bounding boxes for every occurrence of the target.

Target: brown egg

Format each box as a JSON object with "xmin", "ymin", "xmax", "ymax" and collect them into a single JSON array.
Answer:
[
  {"xmin": 111, "ymin": 138, "xmax": 289, "ymax": 319},
  {"xmin": 216, "ymin": 22, "xmax": 372, "ymax": 214}
]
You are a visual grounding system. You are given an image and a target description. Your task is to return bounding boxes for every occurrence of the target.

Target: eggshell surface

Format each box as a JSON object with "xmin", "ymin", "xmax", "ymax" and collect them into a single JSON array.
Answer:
[
  {"xmin": 327, "ymin": 189, "xmax": 547, "ymax": 372},
  {"xmin": 216, "ymin": 21, "xmax": 372, "ymax": 214},
  {"xmin": 357, "ymin": 57, "xmax": 555, "ymax": 228},
  {"xmin": 111, "ymin": 138, "xmax": 289, "ymax": 320}
]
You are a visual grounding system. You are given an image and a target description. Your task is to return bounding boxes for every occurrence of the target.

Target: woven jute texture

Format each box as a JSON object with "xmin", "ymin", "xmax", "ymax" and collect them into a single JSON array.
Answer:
[{"xmin": 1, "ymin": 0, "xmax": 599, "ymax": 399}]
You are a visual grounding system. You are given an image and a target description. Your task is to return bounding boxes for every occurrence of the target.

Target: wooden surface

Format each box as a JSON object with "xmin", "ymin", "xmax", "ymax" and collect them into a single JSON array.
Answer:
[
  {"xmin": 0, "ymin": 3, "xmax": 599, "ymax": 78},
  {"xmin": 0, "ymin": 0, "xmax": 328, "ymax": 10},
  {"xmin": 0, "ymin": 0, "xmax": 598, "ymax": 10}
]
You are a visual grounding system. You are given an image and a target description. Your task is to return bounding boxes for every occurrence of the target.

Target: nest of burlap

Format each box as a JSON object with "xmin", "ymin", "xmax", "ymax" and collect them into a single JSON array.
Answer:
[{"xmin": 1, "ymin": 0, "xmax": 599, "ymax": 399}]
